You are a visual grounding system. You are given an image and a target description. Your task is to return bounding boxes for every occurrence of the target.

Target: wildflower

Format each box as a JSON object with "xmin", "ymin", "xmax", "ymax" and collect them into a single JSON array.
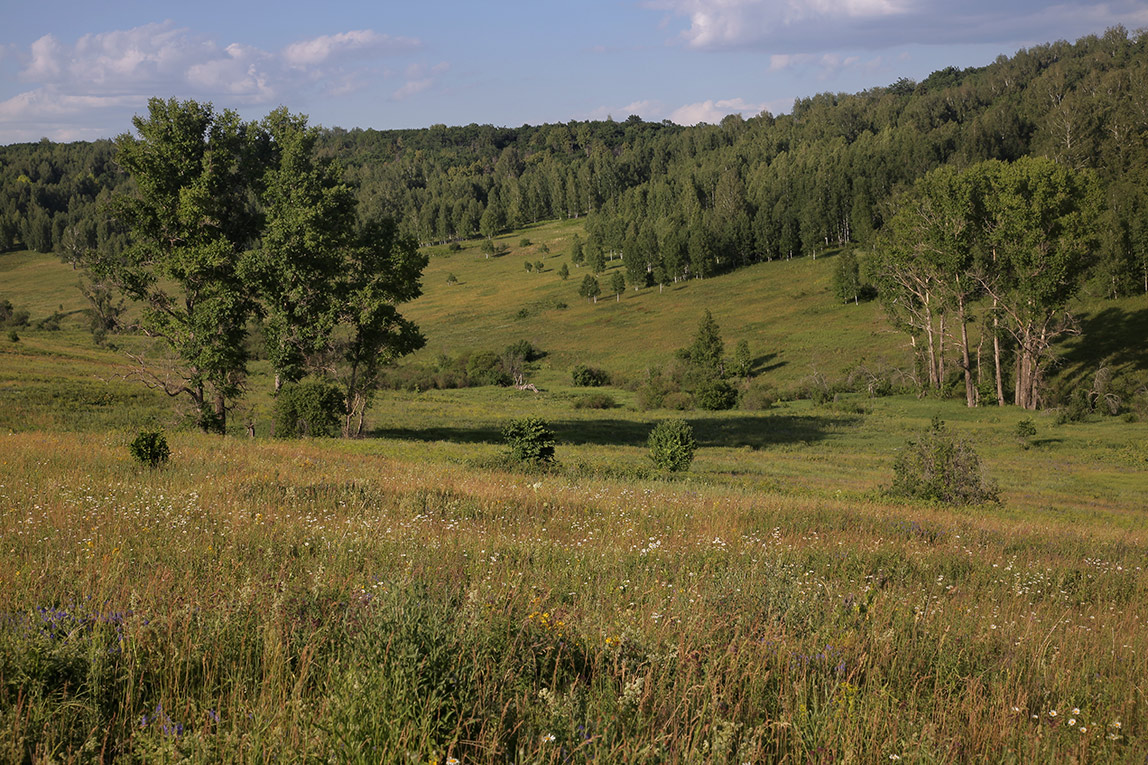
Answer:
[
  {"xmin": 1112, "ymin": 721, "xmax": 1122, "ymax": 728},
  {"xmin": 447, "ymin": 758, "xmax": 460, "ymax": 765},
  {"xmin": 1072, "ymin": 707, "xmax": 1080, "ymax": 714},
  {"xmin": 542, "ymin": 733, "xmax": 556, "ymax": 743},
  {"xmin": 1069, "ymin": 718, "xmax": 1076, "ymax": 726},
  {"xmin": 1049, "ymin": 710, "xmax": 1057, "ymax": 717},
  {"xmin": 890, "ymin": 756, "xmax": 902, "ymax": 761},
  {"xmin": 1011, "ymin": 706, "xmax": 1021, "ymax": 713},
  {"xmin": 1080, "ymin": 727, "xmax": 1087, "ymax": 733}
]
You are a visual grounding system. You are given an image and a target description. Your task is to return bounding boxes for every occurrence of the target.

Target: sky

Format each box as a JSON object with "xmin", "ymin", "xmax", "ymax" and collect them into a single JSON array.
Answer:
[{"xmin": 1, "ymin": 0, "xmax": 1146, "ymax": 143}]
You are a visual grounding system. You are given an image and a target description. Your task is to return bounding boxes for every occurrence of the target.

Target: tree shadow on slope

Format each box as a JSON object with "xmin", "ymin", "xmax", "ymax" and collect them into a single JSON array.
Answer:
[
  {"xmin": 1056, "ymin": 306, "xmax": 1148, "ymax": 387},
  {"xmin": 372, "ymin": 412, "xmax": 860, "ymax": 450}
]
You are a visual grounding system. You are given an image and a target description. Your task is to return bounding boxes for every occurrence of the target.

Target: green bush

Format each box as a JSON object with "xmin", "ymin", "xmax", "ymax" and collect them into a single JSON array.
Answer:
[
  {"xmin": 889, "ymin": 417, "xmax": 999, "ymax": 505},
  {"xmin": 506, "ymin": 339, "xmax": 543, "ymax": 363},
  {"xmin": 571, "ymin": 364, "xmax": 610, "ymax": 387},
  {"xmin": 694, "ymin": 379, "xmax": 738, "ymax": 411},
  {"xmin": 129, "ymin": 430, "xmax": 170, "ymax": 468},
  {"xmin": 502, "ymin": 417, "xmax": 556, "ymax": 466},
  {"xmin": 1014, "ymin": 418, "xmax": 1036, "ymax": 447},
  {"xmin": 467, "ymin": 351, "xmax": 512, "ymax": 387},
  {"xmin": 648, "ymin": 419, "xmax": 697, "ymax": 472},
  {"xmin": 572, "ymin": 393, "xmax": 617, "ymax": 410},
  {"xmin": 274, "ymin": 379, "xmax": 344, "ymax": 437},
  {"xmin": 662, "ymin": 391, "xmax": 693, "ymax": 410},
  {"xmin": 0, "ymin": 297, "xmax": 30, "ymax": 328},
  {"xmin": 739, "ymin": 381, "xmax": 776, "ymax": 411}
]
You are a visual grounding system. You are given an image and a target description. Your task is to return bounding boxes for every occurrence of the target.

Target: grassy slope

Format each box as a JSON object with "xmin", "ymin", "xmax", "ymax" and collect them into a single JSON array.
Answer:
[{"xmin": 407, "ymin": 220, "xmax": 899, "ymax": 389}]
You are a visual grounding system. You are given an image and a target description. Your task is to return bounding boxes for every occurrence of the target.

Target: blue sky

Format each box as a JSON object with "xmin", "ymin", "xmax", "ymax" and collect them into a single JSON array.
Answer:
[{"xmin": 1, "ymin": 0, "xmax": 1145, "ymax": 142}]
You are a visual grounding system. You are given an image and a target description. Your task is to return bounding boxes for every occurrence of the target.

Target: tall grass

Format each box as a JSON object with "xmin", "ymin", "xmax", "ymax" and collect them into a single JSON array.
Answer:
[{"xmin": 2, "ymin": 431, "xmax": 1145, "ymax": 761}]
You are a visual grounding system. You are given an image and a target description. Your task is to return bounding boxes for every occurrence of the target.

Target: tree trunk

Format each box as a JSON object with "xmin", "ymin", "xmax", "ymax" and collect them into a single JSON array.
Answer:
[
  {"xmin": 213, "ymin": 391, "xmax": 227, "ymax": 433},
  {"xmin": 993, "ymin": 308, "xmax": 1005, "ymax": 406},
  {"xmin": 957, "ymin": 290, "xmax": 976, "ymax": 407},
  {"xmin": 924, "ymin": 296, "xmax": 939, "ymax": 390}
]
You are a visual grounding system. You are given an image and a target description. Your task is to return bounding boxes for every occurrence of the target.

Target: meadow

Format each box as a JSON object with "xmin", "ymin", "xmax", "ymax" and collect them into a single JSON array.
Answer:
[{"xmin": 2, "ymin": 233, "xmax": 1147, "ymax": 762}]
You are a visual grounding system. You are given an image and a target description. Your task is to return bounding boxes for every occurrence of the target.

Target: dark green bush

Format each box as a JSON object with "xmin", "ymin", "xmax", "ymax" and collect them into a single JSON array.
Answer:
[
  {"xmin": 889, "ymin": 417, "xmax": 999, "ymax": 505},
  {"xmin": 694, "ymin": 379, "xmax": 738, "ymax": 411},
  {"xmin": 502, "ymin": 417, "xmax": 556, "ymax": 466},
  {"xmin": 571, "ymin": 364, "xmax": 610, "ymax": 387},
  {"xmin": 274, "ymin": 379, "xmax": 344, "ymax": 437},
  {"xmin": 648, "ymin": 419, "xmax": 697, "ymax": 472},
  {"xmin": 506, "ymin": 339, "xmax": 543, "ymax": 363},
  {"xmin": 129, "ymin": 430, "xmax": 170, "ymax": 468},
  {"xmin": 467, "ymin": 351, "xmax": 512, "ymax": 386},
  {"xmin": 1014, "ymin": 418, "xmax": 1036, "ymax": 447}
]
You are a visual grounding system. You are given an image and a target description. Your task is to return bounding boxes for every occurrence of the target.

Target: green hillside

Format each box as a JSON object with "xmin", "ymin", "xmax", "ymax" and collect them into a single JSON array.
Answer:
[{"xmin": 405, "ymin": 219, "xmax": 897, "ymax": 388}]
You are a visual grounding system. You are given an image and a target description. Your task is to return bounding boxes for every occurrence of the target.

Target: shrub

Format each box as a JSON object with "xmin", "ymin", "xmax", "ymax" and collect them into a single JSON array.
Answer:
[
  {"xmin": 739, "ymin": 381, "xmax": 776, "ymax": 411},
  {"xmin": 274, "ymin": 379, "xmax": 344, "ymax": 437},
  {"xmin": 694, "ymin": 379, "xmax": 738, "ymax": 411},
  {"xmin": 889, "ymin": 417, "xmax": 999, "ymax": 505},
  {"xmin": 502, "ymin": 417, "xmax": 556, "ymax": 466},
  {"xmin": 662, "ymin": 391, "xmax": 694, "ymax": 410},
  {"xmin": 129, "ymin": 429, "xmax": 170, "ymax": 468},
  {"xmin": 7, "ymin": 329, "xmax": 17, "ymax": 343},
  {"xmin": 446, "ymin": 272, "xmax": 458, "ymax": 285},
  {"xmin": 506, "ymin": 339, "xmax": 543, "ymax": 363},
  {"xmin": 447, "ymin": 241, "xmax": 462, "ymax": 252},
  {"xmin": 572, "ymin": 393, "xmax": 617, "ymax": 410},
  {"xmin": 0, "ymin": 297, "xmax": 30, "ymax": 328},
  {"xmin": 467, "ymin": 351, "xmax": 511, "ymax": 386},
  {"xmin": 648, "ymin": 419, "xmax": 697, "ymax": 472},
  {"xmin": 571, "ymin": 364, "xmax": 610, "ymax": 387},
  {"xmin": 1014, "ymin": 418, "xmax": 1036, "ymax": 448}
]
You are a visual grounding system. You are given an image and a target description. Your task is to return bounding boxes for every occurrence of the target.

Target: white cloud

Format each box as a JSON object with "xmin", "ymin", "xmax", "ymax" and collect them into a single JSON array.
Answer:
[
  {"xmin": 391, "ymin": 62, "xmax": 449, "ymax": 101},
  {"xmin": 282, "ymin": 30, "xmax": 419, "ymax": 67},
  {"xmin": 651, "ymin": 0, "xmax": 909, "ymax": 50},
  {"xmin": 647, "ymin": 0, "xmax": 1148, "ymax": 53},
  {"xmin": 0, "ymin": 22, "xmax": 432, "ymax": 141},
  {"xmin": 668, "ymin": 97, "xmax": 770, "ymax": 125}
]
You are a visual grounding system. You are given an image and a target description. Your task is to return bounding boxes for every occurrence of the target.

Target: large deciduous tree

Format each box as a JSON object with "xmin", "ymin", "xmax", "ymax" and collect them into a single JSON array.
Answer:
[
  {"xmin": 978, "ymin": 157, "xmax": 1101, "ymax": 409},
  {"xmin": 102, "ymin": 98, "xmax": 260, "ymax": 432},
  {"xmin": 99, "ymin": 99, "xmax": 426, "ymax": 435}
]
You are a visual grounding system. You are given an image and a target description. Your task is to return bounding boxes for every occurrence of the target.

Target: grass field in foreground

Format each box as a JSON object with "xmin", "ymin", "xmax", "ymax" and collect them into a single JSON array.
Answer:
[{"xmin": 1, "ymin": 430, "xmax": 1145, "ymax": 762}]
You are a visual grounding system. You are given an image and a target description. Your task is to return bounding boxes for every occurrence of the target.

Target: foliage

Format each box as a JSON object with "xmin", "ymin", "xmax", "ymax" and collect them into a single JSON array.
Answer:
[
  {"xmin": 99, "ymin": 98, "xmax": 259, "ymax": 434},
  {"xmin": 571, "ymin": 364, "xmax": 610, "ymax": 387},
  {"xmin": 731, "ymin": 339, "xmax": 753, "ymax": 379},
  {"xmin": 467, "ymin": 351, "xmax": 512, "ymax": 387},
  {"xmin": 0, "ymin": 297, "xmax": 30, "ymax": 327},
  {"xmin": 889, "ymin": 417, "xmax": 1000, "ymax": 505},
  {"xmin": 578, "ymin": 274, "xmax": 601, "ymax": 303},
  {"xmin": 273, "ymin": 379, "xmax": 344, "ymax": 438},
  {"xmin": 1014, "ymin": 418, "xmax": 1037, "ymax": 447},
  {"xmin": 502, "ymin": 417, "xmax": 556, "ymax": 465},
  {"xmin": 647, "ymin": 419, "xmax": 697, "ymax": 472},
  {"xmin": 831, "ymin": 249, "xmax": 863, "ymax": 304},
  {"xmin": 572, "ymin": 393, "xmax": 617, "ymax": 409},
  {"xmin": 505, "ymin": 339, "xmax": 543, "ymax": 363},
  {"xmin": 128, "ymin": 429, "xmax": 170, "ymax": 467},
  {"xmin": 679, "ymin": 310, "xmax": 724, "ymax": 378},
  {"xmin": 694, "ymin": 379, "xmax": 739, "ymax": 411}
]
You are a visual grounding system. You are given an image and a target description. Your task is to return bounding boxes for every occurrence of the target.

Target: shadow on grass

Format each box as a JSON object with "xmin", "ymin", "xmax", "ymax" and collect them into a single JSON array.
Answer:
[
  {"xmin": 1058, "ymin": 306, "xmax": 1148, "ymax": 385},
  {"xmin": 372, "ymin": 412, "xmax": 861, "ymax": 450}
]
